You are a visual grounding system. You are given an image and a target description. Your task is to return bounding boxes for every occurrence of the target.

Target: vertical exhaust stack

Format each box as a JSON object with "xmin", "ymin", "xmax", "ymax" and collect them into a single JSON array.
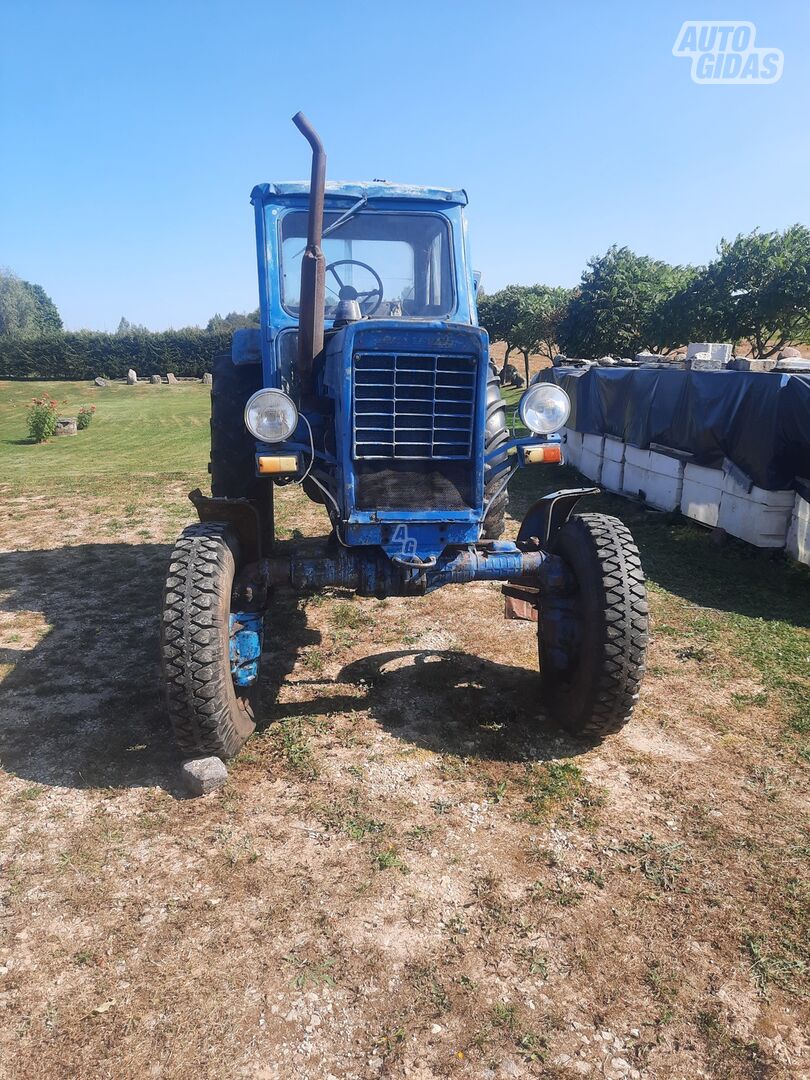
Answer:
[{"xmin": 292, "ymin": 112, "xmax": 326, "ymax": 397}]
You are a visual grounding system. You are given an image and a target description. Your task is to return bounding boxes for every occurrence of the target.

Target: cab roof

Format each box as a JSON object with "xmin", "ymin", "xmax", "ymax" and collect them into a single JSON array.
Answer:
[{"xmin": 251, "ymin": 180, "xmax": 468, "ymax": 206}]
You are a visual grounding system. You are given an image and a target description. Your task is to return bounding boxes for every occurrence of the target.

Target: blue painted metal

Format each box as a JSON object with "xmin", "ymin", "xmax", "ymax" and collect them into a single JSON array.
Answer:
[
  {"xmin": 244, "ymin": 176, "xmax": 569, "ymax": 566},
  {"xmin": 252, "ymin": 180, "xmax": 468, "ymax": 205},
  {"xmin": 352, "ymin": 351, "xmax": 477, "ymax": 461},
  {"xmin": 283, "ymin": 542, "xmax": 565, "ymax": 597},
  {"xmin": 231, "ymin": 327, "xmax": 262, "ymax": 365},
  {"xmin": 229, "ymin": 611, "xmax": 263, "ymax": 687},
  {"xmin": 423, "ymin": 546, "xmax": 546, "ymax": 591}
]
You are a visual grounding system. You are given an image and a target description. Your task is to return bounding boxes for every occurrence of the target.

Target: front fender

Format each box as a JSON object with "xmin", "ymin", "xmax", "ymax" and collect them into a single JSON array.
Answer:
[
  {"xmin": 188, "ymin": 489, "xmax": 262, "ymax": 562},
  {"xmin": 517, "ymin": 487, "xmax": 599, "ymax": 547}
]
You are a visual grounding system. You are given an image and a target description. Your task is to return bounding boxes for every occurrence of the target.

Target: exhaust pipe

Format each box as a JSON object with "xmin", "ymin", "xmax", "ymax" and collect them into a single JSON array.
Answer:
[{"xmin": 292, "ymin": 112, "xmax": 326, "ymax": 397}]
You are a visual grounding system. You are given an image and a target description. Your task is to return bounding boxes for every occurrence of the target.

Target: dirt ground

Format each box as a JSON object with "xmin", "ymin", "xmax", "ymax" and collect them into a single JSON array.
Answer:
[{"xmin": 1, "ymin": 453, "xmax": 808, "ymax": 1078}]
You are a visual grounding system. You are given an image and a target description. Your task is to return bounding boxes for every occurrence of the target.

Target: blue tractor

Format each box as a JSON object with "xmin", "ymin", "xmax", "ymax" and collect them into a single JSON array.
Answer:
[{"xmin": 160, "ymin": 114, "xmax": 648, "ymax": 761}]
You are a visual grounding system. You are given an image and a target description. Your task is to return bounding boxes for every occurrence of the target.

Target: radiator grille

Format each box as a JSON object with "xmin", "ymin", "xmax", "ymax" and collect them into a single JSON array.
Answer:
[{"xmin": 352, "ymin": 352, "xmax": 477, "ymax": 460}]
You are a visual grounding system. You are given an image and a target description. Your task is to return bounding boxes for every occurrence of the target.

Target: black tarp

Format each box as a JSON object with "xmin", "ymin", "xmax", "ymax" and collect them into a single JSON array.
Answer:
[{"xmin": 539, "ymin": 367, "xmax": 810, "ymax": 492}]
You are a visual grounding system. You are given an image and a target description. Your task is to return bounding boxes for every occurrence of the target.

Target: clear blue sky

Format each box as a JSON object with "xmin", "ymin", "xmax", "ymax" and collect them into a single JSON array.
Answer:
[{"xmin": 1, "ymin": 1, "xmax": 808, "ymax": 331}]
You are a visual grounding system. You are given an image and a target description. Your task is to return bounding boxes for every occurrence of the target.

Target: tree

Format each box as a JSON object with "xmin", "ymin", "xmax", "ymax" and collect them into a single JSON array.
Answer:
[
  {"xmin": 116, "ymin": 316, "xmax": 149, "ymax": 334},
  {"xmin": 521, "ymin": 285, "xmax": 572, "ymax": 363},
  {"xmin": 0, "ymin": 271, "xmax": 38, "ymax": 336},
  {"xmin": 0, "ymin": 270, "xmax": 62, "ymax": 337},
  {"xmin": 478, "ymin": 284, "xmax": 571, "ymax": 383},
  {"xmin": 206, "ymin": 309, "xmax": 260, "ymax": 333},
  {"xmin": 698, "ymin": 226, "xmax": 810, "ymax": 357},
  {"xmin": 25, "ymin": 282, "xmax": 62, "ymax": 333},
  {"xmin": 557, "ymin": 246, "xmax": 693, "ymax": 358}
]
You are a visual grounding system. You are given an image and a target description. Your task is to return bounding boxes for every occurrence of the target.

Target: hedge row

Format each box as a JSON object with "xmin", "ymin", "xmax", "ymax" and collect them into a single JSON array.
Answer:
[{"xmin": 0, "ymin": 329, "xmax": 234, "ymax": 380}]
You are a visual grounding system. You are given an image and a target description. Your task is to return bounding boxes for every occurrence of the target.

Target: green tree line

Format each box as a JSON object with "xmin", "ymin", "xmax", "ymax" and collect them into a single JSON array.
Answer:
[
  {"xmin": 0, "ymin": 267, "xmax": 260, "ymax": 379},
  {"xmin": 479, "ymin": 225, "xmax": 810, "ymax": 379}
]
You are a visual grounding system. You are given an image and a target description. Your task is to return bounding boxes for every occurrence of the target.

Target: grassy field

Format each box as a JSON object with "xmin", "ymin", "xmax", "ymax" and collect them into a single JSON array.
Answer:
[{"xmin": 0, "ymin": 379, "xmax": 808, "ymax": 1079}]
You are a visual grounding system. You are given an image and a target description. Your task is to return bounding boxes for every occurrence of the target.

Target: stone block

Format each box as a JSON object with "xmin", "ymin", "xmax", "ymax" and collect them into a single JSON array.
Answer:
[
  {"xmin": 181, "ymin": 757, "xmax": 228, "ymax": 796},
  {"xmin": 729, "ymin": 357, "xmax": 777, "ymax": 372}
]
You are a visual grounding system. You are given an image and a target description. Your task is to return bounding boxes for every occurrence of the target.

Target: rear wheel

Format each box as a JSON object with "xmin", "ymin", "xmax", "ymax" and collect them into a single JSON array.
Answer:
[
  {"xmin": 210, "ymin": 351, "xmax": 274, "ymax": 550},
  {"xmin": 539, "ymin": 513, "xmax": 648, "ymax": 739},
  {"xmin": 482, "ymin": 365, "xmax": 510, "ymax": 539},
  {"xmin": 161, "ymin": 522, "xmax": 258, "ymax": 760}
]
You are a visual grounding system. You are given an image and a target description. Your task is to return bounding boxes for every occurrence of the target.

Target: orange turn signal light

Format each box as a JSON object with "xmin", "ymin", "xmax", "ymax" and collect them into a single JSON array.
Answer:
[
  {"xmin": 257, "ymin": 454, "xmax": 301, "ymax": 475},
  {"xmin": 523, "ymin": 445, "xmax": 562, "ymax": 465}
]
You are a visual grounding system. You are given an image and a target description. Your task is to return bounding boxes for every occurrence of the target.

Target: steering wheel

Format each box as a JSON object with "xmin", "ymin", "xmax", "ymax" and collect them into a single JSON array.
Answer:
[{"xmin": 324, "ymin": 259, "xmax": 384, "ymax": 317}]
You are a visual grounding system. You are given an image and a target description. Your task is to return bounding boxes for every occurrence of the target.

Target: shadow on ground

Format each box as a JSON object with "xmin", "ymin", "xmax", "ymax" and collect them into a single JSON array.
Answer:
[
  {"xmin": 0, "ymin": 543, "xmax": 181, "ymax": 791},
  {"xmin": 334, "ymin": 649, "xmax": 585, "ymax": 762},
  {"xmin": 0, "ymin": 544, "xmax": 302, "ymax": 792}
]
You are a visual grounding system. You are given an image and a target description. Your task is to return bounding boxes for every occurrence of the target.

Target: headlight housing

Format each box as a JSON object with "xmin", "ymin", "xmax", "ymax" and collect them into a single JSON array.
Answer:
[
  {"xmin": 244, "ymin": 389, "xmax": 298, "ymax": 443},
  {"xmin": 519, "ymin": 383, "xmax": 571, "ymax": 435}
]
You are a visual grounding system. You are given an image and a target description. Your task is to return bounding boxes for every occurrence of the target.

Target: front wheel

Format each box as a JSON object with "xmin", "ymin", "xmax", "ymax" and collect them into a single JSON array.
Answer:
[
  {"xmin": 539, "ymin": 513, "xmax": 648, "ymax": 739},
  {"xmin": 161, "ymin": 523, "xmax": 258, "ymax": 759}
]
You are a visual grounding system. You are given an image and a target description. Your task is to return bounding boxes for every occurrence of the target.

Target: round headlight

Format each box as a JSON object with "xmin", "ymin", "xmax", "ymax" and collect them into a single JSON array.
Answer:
[
  {"xmin": 244, "ymin": 389, "xmax": 298, "ymax": 443},
  {"xmin": 519, "ymin": 384, "xmax": 571, "ymax": 435}
]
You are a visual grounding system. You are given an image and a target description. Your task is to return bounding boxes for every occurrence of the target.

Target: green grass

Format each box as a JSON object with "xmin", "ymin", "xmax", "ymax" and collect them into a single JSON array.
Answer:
[{"xmin": 0, "ymin": 379, "xmax": 211, "ymax": 491}]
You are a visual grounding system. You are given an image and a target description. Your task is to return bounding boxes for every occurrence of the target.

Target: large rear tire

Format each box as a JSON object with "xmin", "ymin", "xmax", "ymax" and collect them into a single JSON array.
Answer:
[
  {"xmin": 482, "ymin": 365, "xmax": 510, "ymax": 539},
  {"xmin": 161, "ymin": 522, "xmax": 258, "ymax": 760},
  {"xmin": 210, "ymin": 351, "xmax": 274, "ymax": 550},
  {"xmin": 539, "ymin": 513, "xmax": 648, "ymax": 739}
]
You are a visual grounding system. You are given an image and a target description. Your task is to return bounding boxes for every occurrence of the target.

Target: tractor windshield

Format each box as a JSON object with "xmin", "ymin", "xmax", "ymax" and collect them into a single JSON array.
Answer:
[{"xmin": 278, "ymin": 210, "xmax": 455, "ymax": 319}]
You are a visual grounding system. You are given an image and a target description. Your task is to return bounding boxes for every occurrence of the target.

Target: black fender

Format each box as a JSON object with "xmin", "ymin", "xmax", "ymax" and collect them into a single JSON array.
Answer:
[
  {"xmin": 517, "ymin": 487, "xmax": 600, "ymax": 547},
  {"xmin": 188, "ymin": 488, "xmax": 262, "ymax": 563}
]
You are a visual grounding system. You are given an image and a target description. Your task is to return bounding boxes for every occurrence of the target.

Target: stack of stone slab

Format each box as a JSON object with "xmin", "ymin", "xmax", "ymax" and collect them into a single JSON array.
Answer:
[{"xmin": 685, "ymin": 342, "xmax": 733, "ymax": 371}]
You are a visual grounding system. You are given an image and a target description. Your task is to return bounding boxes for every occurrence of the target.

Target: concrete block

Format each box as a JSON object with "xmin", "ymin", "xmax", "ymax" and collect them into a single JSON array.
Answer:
[
  {"xmin": 562, "ymin": 428, "xmax": 583, "ymax": 469},
  {"xmin": 600, "ymin": 436, "xmax": 624, "ymax": 492},
  {"xmin": 686, "ymin": 341, "xmax": 732, "ymax": 364},
  {"xmin": 622, "ymin": 445, "xmax": 684, "ymax": 511},
  {"xmin": 181, "ymin": 756, "xmax": 228, "ymax": 796},
  {"xmin": 729, "ymin": 357, "xmax": 777, "ymax": 372},
  {"xmin": 578, "ymin": 434, "xmax": 603, "ymax": 483},
  {"xmin": 602, "ymin": 435, "xmax": 624, "ymax": 461},
  {"xmin": 681, "ymin": 463, "xmax": 723, "ymax": 527},
  {"xmin": 718, "ymin": 473, "xmax": 794, "ymax": 548},
  {"xmin": 786, "ymin": 493, "xmax": 810, "ymax": 566},
  {"xmin": 775, "ymin": 358, "xmax": 810, "ymax": 372}
]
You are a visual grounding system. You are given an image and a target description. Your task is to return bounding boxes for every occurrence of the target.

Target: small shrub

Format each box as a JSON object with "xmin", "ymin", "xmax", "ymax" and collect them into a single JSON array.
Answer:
[
  {"xmin": 26, "ymin": 397, "xmax": 59, "ymax": 442},
  {"xmin": 77, "ymin": 404, "xmax": 96, "ymax": 430}
]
